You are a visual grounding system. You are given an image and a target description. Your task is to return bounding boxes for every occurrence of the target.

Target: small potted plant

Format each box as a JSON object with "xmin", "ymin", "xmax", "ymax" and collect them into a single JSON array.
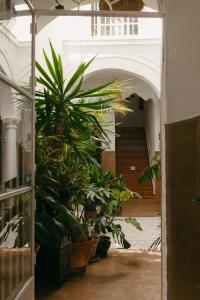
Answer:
[
  {"xmin": 88, "ymin": 169, "xmax": 142, "ymax": 257},
  {"xmin": 70, "ymin": 222, "xmax": 93, "ymax": 273}
]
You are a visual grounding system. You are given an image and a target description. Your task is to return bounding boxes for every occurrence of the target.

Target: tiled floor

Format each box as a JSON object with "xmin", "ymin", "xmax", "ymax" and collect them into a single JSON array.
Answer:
[
  {"xmin": 111, "ymin": 217, "xmax": 161, "ymax": 251},
  {"xmin": 36, "ymin": 207, "xmax": 161, "ymax": 300},
  {"xmin": 36, "ymin": 250, "xmax": 161, "ymax": 300}
]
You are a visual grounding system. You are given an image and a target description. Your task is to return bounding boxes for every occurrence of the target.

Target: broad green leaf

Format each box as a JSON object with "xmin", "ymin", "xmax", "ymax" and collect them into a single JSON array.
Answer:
[{"xmin": 125, "ymin": 217, "xmax": 142, "ymax": 231}]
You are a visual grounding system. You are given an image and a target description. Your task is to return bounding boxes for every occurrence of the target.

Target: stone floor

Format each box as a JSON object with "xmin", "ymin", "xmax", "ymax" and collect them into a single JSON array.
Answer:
[
  {"xmin": 36, "ymin": 213, "xmax": 161, "ymax": 300},
  {"xmin": 36, "ymin": 250, "xmax": 161, "ymax": 300},
  {"xmin": 112, "ymin": 217, "xmax": 161, "ymax": 251}
]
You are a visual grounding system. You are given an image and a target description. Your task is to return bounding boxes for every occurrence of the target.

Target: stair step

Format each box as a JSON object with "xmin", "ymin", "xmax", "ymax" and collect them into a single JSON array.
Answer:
[
  {"xmin": 116, "ymin": 127, "xmax": 145, "ymax": 134},
  {"xmin": 116, "ymin": 126, "xmax": 153, "ymax": 197},
  {"xmin": 117, "ymin": 157, "xmax": 149, "ymax": 166},
  {"xmin": 116, "ymin": 152, "xmax": 149, "ymax": 159},
  {"xmin": 116, "ymin": 141, "xmax": 147, "ymax": 146}
]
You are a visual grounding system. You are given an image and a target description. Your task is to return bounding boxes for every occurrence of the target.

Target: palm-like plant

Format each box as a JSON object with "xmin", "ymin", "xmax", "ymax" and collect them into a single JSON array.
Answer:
[{"xmin": 36, "ymin": 42, "xmax": 126, "ymax": 163}]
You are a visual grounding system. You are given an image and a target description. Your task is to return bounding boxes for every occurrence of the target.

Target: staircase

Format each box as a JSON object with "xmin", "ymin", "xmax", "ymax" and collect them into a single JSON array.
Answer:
[
  {"xmin": 116, "ymin": 127, "xmax": 154, "ymax": 199},
  {"xmin": 116, "ymin": 127, "xmax": 159, "ymax": 217}
]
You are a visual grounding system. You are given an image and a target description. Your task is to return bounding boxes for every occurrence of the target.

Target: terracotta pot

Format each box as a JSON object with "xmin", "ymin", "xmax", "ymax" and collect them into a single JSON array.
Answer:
[
  {"xmin": 71, "ymin": 234, "xmax": 87, "ymax": 243},
  {"xmin": 71, "ymin": 239, "xmax": 93, "ymax": 273},
  {"xmin": 85, "ymin": 210, "xmax": 97, "ymax": 220},
  {"xmin": 89, "ymin": 236, "xmax": 100, "ymax": 262}
]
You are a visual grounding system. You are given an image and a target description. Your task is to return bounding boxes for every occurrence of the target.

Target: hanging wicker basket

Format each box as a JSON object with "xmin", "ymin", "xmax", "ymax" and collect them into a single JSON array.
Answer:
[{"xmin": 99, "ymin": 0, "xmax": 144, "ymax": 11}]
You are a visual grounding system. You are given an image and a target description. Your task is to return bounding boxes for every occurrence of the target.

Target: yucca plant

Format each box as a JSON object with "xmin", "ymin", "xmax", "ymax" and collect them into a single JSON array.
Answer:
[{"xmin": 35, "ymin": 42, "xmax": 127, "ymax": 164}]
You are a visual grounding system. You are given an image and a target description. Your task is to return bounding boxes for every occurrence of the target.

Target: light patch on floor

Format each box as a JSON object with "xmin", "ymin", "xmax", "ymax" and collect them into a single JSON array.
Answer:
[{"xmin": 111, "ymin": 217, "xmax": 161, "ymax": 251}]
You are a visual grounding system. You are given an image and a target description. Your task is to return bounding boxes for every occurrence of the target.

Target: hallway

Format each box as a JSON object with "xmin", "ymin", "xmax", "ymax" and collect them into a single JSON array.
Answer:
[{"xmin": 36, "ymin": 250, "xmax": 161, "ymax": 300}]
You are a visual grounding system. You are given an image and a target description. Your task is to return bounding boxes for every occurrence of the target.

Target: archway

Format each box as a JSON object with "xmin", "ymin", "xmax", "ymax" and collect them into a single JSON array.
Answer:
[
  {"xmin": 83, "ymin": 67, "xmax": 160, "ymax": 216},
  {"xmin": 34, "ymin": 8, "xmax": 163, "ymax": 300}
]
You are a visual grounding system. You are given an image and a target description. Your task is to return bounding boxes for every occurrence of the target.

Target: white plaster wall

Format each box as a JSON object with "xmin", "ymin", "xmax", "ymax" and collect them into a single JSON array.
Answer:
[
  {"xmin": 60, "ymin": 16, "xmax": 162, "ymax": 41},
  {"xmin": 0, "ymin": 26, "xmax": 31, "ymax": 83},
  {"xmin": 164, "ymin": 0, "xmax": 200, "ymax": 124},
  {"xmin": 36, "ymin": 16, "xmax": 161, "ymax": 94},
  {"xmin": 0, "ymin": 15, "xmax": 161, "ymax": 158},
  {"xmin": 144, "ymin": 98, "xmax": 159, "ymax": 160},
  {"xmin": 36, "ymin": 17, "xmax": 64, "ymax": 70},
  {"xmin": 0, "ymin": 18, "xmax": 33, "ymax": 137}
]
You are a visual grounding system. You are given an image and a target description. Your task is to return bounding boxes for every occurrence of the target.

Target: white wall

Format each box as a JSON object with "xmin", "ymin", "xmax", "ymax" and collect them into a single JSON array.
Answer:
[
  {"xmin": 164, "ymin": 0, "xmax": 200, "ymax": 124},
  {"xmin": 144, "ymin": 98, "xmax": 160, "ymax": 160},
  {"xmin": 60, "ymin": 15, "xmax": 162, "ymax": 41},
  {"xmin": 0, "ymin": 23, "xmax": 31, "ymax": 83},
  {"xmin": 35, "ymin": 14, "xmax": 162, "ymax": 160}
]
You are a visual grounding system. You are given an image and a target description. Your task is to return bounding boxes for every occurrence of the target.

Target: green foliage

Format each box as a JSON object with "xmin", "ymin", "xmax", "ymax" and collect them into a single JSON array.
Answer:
[
  {"xmin": 35, "ymin": 130, "xmax": 84, "ymax": 249},
  {"xmin": 139, "ymin": 152, "xmax": 161, "ymax": 185},
  {"xmin": 35, "ymin": 42, "xmax": 141, "ymax": 250},
  {"xmin": 125, "ymin": 217, "xmax": 143, "ymax": 231},
  {"xmin": 87, "ymin": 166, "xmax": 142, "ymax": 249},
  {"xmin": 35, "ymin": 42, "xmax": 124, "ymax": 248},
  {"xmin": 35, "ymin": 42, "xmax": 125, "ymax": 164},
  {"xmin": 0, "ymin": 193, "xmax": 30, "ymax": 248}
]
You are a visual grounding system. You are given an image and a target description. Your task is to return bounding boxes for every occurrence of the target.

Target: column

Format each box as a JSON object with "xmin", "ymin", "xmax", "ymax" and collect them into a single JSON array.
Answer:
[{"xmin": 3, "ymin": 118, "xmax": 18, "ymax": 183}]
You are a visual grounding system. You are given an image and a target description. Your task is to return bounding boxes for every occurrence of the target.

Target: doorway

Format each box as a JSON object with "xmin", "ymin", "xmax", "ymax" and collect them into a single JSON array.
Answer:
[{"xmin": 0, "ymin": 1, "xmax": 164, "ymax": 299}]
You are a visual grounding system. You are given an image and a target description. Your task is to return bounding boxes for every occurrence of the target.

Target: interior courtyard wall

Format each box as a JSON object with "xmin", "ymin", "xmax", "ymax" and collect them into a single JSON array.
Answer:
[
  {"xmin": 0, "ymin": 27, "xmax": 31, "ymax": 83},
  {"xmin": 163, "ymin": 0, "xmax": 200, "ymax": 299}
]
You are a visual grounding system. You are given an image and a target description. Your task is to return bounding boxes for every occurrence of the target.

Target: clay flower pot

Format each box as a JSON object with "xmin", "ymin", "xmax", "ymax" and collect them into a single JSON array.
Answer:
[
  {"xmin": 89, "ymin": 236, "xmax": 100, "ymax": 263},
  {"xmin": 85, "ymin": 209, "xmax": 98, "ymax": 220},
  {"xmin": 71, "ymin": 239, "xmax": 93, "ymax": 273}
]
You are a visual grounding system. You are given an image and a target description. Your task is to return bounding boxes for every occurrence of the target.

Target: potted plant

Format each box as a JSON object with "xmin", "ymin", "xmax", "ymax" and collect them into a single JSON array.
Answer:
[
  {"xmin": 93, "ymin": 211, "xmax": 142, "ymax": 257},
  {"xmin": 34, "ymin": 132, "xmax": 81, "ymax": 286},
  {"xmin": 70, "ymin": 222, "xmax": 93, "ymax": 273},
  {"xmin": 35, "ymin": 40, "xmax": 136, "ymax": 277},
  {"xmin": 35, "ymin": 42, "xmax": 129, "ymax": 277},
  {"xmin": 68, "ymin": 195, "xmax": 93, "ymax": 273},
  {"xmin": 87, "ymin": 167, "xmax": 142, "ymax": 257},
  {"xmin": 96, "ymin": 235, "xmax": 111, "ymax": 258}
]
